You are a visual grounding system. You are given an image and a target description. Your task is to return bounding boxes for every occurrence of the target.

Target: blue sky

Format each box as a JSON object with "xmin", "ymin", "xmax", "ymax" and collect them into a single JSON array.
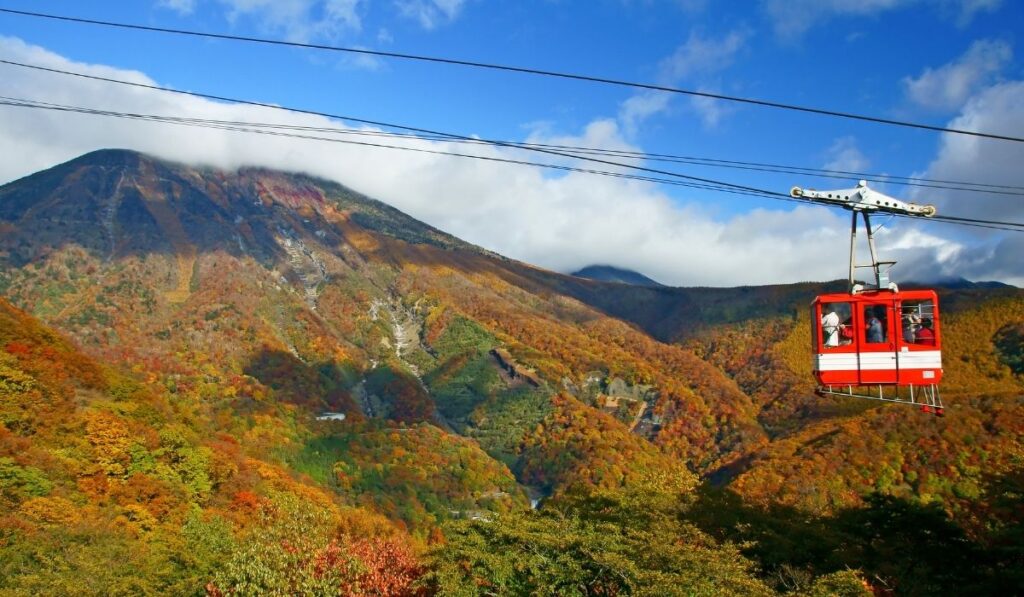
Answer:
[{"xmin": 1, "ymin": 0, "xmax": 1022, "ymax": 286}]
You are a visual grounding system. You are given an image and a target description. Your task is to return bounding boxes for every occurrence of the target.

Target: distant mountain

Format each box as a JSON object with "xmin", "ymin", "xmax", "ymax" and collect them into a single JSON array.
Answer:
[
  {"xmin": 571, "ymin": 264, "xmax": 664, "ymax": 287},
  {"xmin": 905, "ymin": 276, "xmax": 1016, "ymax": 290}
]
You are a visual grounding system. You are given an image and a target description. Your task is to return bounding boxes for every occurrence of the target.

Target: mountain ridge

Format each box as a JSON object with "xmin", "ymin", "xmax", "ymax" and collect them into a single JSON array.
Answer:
[
  {"xmin": 571, "ymin": 264, "xmax": 664, "ymax": 287},
  {"xmin": 0, "ymin": 149, "xmax": 744, "ymax": 449}
]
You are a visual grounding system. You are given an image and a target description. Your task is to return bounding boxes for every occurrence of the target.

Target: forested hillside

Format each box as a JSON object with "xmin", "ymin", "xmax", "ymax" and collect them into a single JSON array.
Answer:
[{"xmin": 1, "ymin": 150, "xmax": 1021, "ymax": 594}]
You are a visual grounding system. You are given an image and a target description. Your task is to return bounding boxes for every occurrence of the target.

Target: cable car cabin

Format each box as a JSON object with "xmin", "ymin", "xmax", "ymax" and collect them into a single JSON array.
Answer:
[{"xmin": 811, "ymin": 289, "xmax": 944, "ymax": 414}]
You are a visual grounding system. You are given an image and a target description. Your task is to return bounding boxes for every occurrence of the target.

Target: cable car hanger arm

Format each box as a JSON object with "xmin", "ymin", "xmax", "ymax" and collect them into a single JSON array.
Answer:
[{"xmin": 790, "ymin": 180, "xmax": 936, "ymax": 217}]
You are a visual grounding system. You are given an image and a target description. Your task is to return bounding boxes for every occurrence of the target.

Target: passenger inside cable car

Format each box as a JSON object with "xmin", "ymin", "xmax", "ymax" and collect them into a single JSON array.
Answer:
[
  {"xmin": 820, "ymin": 302, "xmax": 852, "ymax": 347},
  {"xmin": 865, "ymin": 305, "xmax": 886, "ymax": 344},
  {"xmin": 902, "ymin": 312, "xmax": 920, "ymax": 343},
  {"xmin": 917, "ymin": 319, "xmax": 936, "ymax": 346}
]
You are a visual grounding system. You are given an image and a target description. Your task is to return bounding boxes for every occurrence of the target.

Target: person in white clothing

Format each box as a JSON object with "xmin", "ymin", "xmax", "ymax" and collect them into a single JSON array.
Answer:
[{"xmin": 822, "ymin": 309, "xmax": 841, "ymax": 347}]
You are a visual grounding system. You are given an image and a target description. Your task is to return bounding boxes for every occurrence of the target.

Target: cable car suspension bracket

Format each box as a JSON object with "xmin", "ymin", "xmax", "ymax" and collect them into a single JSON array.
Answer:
[{"xmin": 791, "ymin": 181, "xmax": 937, "ymax": 293}]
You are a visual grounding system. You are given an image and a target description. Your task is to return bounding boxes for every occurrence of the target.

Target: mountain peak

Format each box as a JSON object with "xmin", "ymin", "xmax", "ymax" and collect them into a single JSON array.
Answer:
[
  {"xmin": 571, "ymin": 265, "xmax": 664, "ymax": 287},
  {"xmin": 0, "ymin": 149, "xmax": 471, "ymax": 264}
]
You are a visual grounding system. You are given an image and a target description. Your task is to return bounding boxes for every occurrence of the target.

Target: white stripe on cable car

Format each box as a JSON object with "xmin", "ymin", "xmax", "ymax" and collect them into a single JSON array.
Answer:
[
  {"xmin": 855, "ymin": 354, "xmax": 898, "ymax": 371},
  {"xmin": 897, "ymin": 351, "xmax": 943, "ymax": 368},
  {"xmin": 815, "ymin": 351, "xmax": 942, "ymax": 371},
  {"xmin": 814, "ymin": 354, "xmax": 859, "ymax": 369}
]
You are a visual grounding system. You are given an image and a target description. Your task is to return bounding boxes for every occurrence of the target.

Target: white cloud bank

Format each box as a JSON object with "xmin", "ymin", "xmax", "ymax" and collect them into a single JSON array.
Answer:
[
  {"xmin": 903, "ymin": 79, "xmax": 1024, "ymax": 286},
  {"xmin": 898, "ymin": 36, "xmax": 1024, "ymax": 285},
  {"xmin": 0, "ymin": 37, "xmax": 1017, "ymax": 287},
  {"xmin": 913, "ymin": 81, "xmax": 1024, "ymax": 223}
]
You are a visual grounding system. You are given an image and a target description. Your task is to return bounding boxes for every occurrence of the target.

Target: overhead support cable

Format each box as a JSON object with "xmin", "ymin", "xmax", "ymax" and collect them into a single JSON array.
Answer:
[
  {"xmin": 0, "ymin": 96, "xmax": 789, "ymax": 199},
  {"xmin": 2, "ymin": 6, "xmax": 1023, "ymax": 144},
  {"xmin": 2, "ymin": 95, "xmax": 1022, "ymax": 233},
  {"xmin": 0, "ymin": 59, "xmax": 794, "ymax": 197},
  {"xmin": 2, "ymin": 81, "xmax": 1015, "ymax": 233},
  {"xmin": 3, "ymin": 59, "xmax": 1023, "ymax": 200}
]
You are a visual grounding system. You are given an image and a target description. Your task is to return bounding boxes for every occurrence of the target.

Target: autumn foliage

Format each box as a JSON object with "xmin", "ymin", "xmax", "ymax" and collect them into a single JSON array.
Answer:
[{"xmin": 1, "ymin": 151, "xmax": 1022, "ymax": 594}]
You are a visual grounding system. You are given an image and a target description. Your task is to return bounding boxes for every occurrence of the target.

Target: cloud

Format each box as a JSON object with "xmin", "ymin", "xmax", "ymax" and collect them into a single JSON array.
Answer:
[
  {"xmin": 323, "ymin": 0, "xmax": 364, "ymax": 31},
  {"xmin": 659, "ymin": 29, "xmax": 749, "ymax": 81},
  {"xmin": 158, "ymin": 0, "xmax": 199, "ymax": 15},
  {"xmin": 165, "ymin": 0, "xmax": 365, "ymax": 42},
  {"xmin": 823, "ymin": 136, "xmax": 870, "ymax": 172},
  {"xmin": 619, "ymin": 92, "xmax": 673, "ymax": 135},
  {"xmin": 160, "ymin": 0, "xmax": 470, "ymax": 39},
  {"xmin": 762, "ymin": 0, "xmax": 911, "ymax": 38},
  {"xmin": 688, "ymin": 88, "xmax": 734, "ymax": 128},
  {"xmin": 524, "ymin": 118, "xmax": 639, "ymax": 155},
  {"xmin": 900, "ymin": 79, "xmax": 1024, "ymax": 284},
  {"xmin": 618, "ymin": 29, "xmax": 748, "ymax": 133},
  {"xmin": 675, "ymin": 0, "xmax": 709, "ymax": 12},
  {"xmin": 887, "ymin": 227, "xmax": 963, "ymax": 263},
  {"xmin": 910, "ymin": 80, "xmax": 1024, "ymax": 223},
  {"xmin": 337, "ymin": 46, "xmax": 386, "ymax": 70},
  {"xmin": 947, "ymin": 234, "xmax": 1024, "ymax": 286},
  {"xmin": 763, "ymin": 0, "xmax": 1001, "ymax": 38},
  {"xmin": 522, "ymin": 118, "xmax": 646, "ymax": 174},
  {"xmin": 903, "ymin": 39, "xmax": 1011, "ymax": 111},
  {"xmin": 888, "ymin": 228, "xmax": 1024, "ymax": 287},
  {"xmin": 947, "ymin": 0, "xmax": 1003, "ymax": 26},
  {"xmin": 0, "ymin": 37, "xmax": 1015, "ymax": 286},
  {"xmin": 395, "ymin": 0, "xmax": 466, "ymax": 30}
]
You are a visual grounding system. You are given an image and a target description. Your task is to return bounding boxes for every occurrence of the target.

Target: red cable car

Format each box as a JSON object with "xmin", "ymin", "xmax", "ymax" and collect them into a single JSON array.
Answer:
[{"xmin": 792, "ymin": 181, "xmax": 944, "ymax": 415}]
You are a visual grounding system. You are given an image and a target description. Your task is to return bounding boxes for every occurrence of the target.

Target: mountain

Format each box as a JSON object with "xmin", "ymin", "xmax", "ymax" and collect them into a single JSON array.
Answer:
[
  {"xmin": 906, "ymin": 276, "xmax": 1017, "ymax": 290},
  {"xmin": 0, "ymin": 148, "xmax": 767, "ymax": 476},
  {"xmin": 571, "ymin": 264, "xmax": 664, "ymax": 287},
  {"xmin": 1, "ymin": 149, "xmax": 1022, "ymax": 594}
]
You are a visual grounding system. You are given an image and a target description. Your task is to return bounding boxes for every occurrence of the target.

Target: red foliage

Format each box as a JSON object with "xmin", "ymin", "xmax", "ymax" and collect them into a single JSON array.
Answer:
[
  {"xmin": 318, "ymin": 537, "xmax": 424, "ymax": 596},
  {"xmin": 384, "ymin": 377, "xmax": 434, "ymax": 424},
  {"xmin": 349, "ymin": 537, "xmax": 425, "ymax": 595},
  {"xmin": 4, "ymin": 341, "xmax": 31, "ymax": 355},
  {"xmin": 230, "ymin": 490, "xmax": 264, "ymax": 515}
]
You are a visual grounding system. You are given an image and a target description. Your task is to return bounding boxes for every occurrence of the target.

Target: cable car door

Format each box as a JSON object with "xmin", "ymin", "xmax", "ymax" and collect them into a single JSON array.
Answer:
[{"xmin": 858, "ymin": 299, "xmax": 898, "ymax": 384}]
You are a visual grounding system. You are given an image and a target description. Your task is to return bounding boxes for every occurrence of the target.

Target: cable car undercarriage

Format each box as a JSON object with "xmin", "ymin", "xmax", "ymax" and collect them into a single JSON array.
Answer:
[{"xmin": 816, "ymin": 383, "xmax": 943, "ymax": 414}]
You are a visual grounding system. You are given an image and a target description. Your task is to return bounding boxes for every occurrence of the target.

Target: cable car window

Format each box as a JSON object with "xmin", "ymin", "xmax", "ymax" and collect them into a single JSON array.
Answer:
[
  {"xmin": 820, "ymin": 302, "xmax": 852, "ymax": 348},
  {"xmin": 864, "ymin": 305, "xmax": 888, "ymax": 344},
  {"xmin": 900, "ymin": 299, "xmax": 936, "ymax": 346}
]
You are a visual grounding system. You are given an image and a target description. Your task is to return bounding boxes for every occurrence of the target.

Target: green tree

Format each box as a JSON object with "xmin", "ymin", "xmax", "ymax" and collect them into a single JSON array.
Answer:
[
  {"xmin": 426, "ymin": 471, "xmax": 772, "ymax": 596},
  {"xmin": 208, "ymin": 494, "xmax": 359, "ymax": 596},
  {"xmin": 0, "ymin": 457, "xmax": 53, "ymax": 501}
]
